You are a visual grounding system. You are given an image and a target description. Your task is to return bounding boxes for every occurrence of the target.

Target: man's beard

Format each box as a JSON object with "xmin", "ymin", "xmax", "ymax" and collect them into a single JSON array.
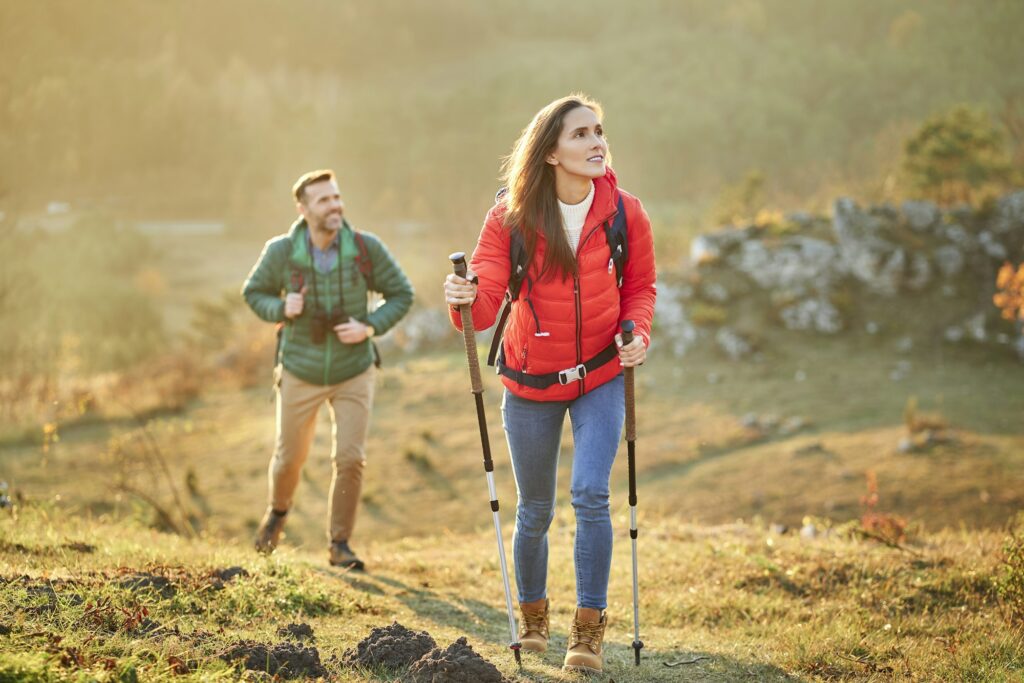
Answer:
[{"xmin": 314, "ymin": 213, "xmax": 342, "ymax": 232}]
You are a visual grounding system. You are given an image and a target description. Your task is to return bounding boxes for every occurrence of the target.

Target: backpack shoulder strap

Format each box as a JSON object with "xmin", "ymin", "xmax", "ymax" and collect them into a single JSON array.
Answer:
[
  {"xmin": 487, "ymin": 229, "xmax": 530, "ymax": 367},
  {"xmin": 604, "ymin": 193, "xmax": 629, "ymax": 287},
  {"xmin": 352, "ymin": 230, "xmax": 375, "ymax": 291}
]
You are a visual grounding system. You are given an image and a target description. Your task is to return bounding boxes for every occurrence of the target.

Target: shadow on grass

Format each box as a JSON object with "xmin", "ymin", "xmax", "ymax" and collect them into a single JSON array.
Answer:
[{"xmin": 326, "ymin": 571, "xmax": 798, "ymax": 681}]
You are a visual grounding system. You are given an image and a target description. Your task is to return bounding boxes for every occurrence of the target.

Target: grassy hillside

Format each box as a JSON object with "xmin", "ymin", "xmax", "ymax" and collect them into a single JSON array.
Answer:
[
  {"xmin": 2, "ymin": 503, "xmax": 1022, "ymax": 681},
  {"xmin": 3, "ymin": 327, "xmax": 1024, "ymax": 551}
]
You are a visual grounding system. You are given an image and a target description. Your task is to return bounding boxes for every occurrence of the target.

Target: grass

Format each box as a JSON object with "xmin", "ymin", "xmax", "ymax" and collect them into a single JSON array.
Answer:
[
  {"xmin": 3, "ymin": 328, "xmax": 1024, "ymax": 549},
  {"xmin": 1, "ymin": 503, "xmax": 1022, "ymax": 681}
]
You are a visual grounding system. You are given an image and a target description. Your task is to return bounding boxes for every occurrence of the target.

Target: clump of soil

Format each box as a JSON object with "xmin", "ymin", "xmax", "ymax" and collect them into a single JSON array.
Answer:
[
  {"xmin": 118, "ymin": 572, "xmax": 176, "ymax": 599},
  {"xmin": 208, "ymin": 566, "xmax": 250, "ymax": 590},
  {"xmin": 343, "ymin": 622, "xmax": 436, "ymax": 669},
  {"xmin": 277, "ymin": 623, "xmax": 315, "ymax": 641},
  {"xmin": 62, "ymin": 542, "xmax": 96, "ymax": 553},
  {"xmin": 214, "ymin": 566, "xmax": 249, "ymax": 582},
  {"xmin": 404, "ymin": 637, "xmax": 511, "ymax": 683},
  {"xmin": 219, "ymin": 640, "xmax": 327, "ymax": 679}
]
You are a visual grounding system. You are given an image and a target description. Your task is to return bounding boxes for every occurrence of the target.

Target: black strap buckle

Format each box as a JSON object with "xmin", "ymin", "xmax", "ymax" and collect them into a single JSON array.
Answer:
[{"xmin": 557, "ymin": 364, "xmax": 587, "ymax": 385}]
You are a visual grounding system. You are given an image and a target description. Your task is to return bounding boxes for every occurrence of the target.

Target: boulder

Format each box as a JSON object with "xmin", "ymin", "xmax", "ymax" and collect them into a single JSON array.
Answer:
[
  {"xmin": 715, "ymin": 327, "xmax": 752, "ymax": 360},
  {"xmin": 902, "ymin": 200, "xmax": 941, "ymax": 232},
  {"xmin": 989, "ymin": 190, "xmax": 1024, "ymax": 235},
  {"xmin": 933, "ymin": 245, "xmax": 965, "ymax": 278},
  {"xmin": 779, "ymin": 297, "xmax": 843, "ymax": 334},
  {"xmin": 832, "ymin": 198, "xmax": 903, "ymax": 296}
]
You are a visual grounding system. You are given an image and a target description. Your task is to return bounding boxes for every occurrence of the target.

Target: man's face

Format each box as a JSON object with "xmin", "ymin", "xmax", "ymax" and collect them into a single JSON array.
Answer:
[{"xmin": 299, "ymin": 179, "xmax": 344, "ymax": 232}]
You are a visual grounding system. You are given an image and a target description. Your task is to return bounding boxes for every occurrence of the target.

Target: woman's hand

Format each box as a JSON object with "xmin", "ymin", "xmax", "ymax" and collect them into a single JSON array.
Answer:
[
  {"xmin": 444, "ymin": 272, "xmax": 478, "ymax": 307},
  {"xmin": 615, "ymin": 333, "xmax": 646, "ymax": 367}
]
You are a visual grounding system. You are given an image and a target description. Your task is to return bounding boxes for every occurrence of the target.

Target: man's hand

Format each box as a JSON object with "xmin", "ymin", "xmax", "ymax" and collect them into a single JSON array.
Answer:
[
  {"xmin": 284, "ymin": 286, "xmax": 307, "ymax": 320},
  {"xmin": 615, "ymin": 332, "xmax": 646, "ymax": 367},
  {"xmin": 334, "ymin": 317, "xmax": 373, "ymax": 344}
]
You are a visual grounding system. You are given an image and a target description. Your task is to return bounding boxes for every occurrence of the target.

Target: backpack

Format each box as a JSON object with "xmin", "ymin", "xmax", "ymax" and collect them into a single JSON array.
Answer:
[
  {"xmin": 486, "ymin": 191, "xmax": 629, "ymax": 368},
  {"xmin": 275, "ymin": 229, "xmax": 380, "ymax": 370}
]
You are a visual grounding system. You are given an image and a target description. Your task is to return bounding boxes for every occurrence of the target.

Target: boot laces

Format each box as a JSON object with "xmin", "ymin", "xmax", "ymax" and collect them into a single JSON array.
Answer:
[
  {"xmin": 569, "ymin": 619, "xmax": 605, "ymax": 653},
  {"xmin": 520, "ymin": 607, "xmax": 549, "ymax": 638}
]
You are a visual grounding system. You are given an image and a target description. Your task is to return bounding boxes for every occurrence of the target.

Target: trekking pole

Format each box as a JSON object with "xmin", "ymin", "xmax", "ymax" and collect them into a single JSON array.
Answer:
[
  {"xmin": 449, "ymin": 252, "xmax": 522, "ymax": 666},
  {"xmin": 621, "ymin": 319, "xmax": 644, "ymax": 666}
]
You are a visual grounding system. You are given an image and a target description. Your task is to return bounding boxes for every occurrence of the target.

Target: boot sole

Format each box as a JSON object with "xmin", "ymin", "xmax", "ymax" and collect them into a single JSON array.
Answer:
[
  {"xmin": 520, "ymin": 642, "xmax": 547, "ymax": 653},
  {"xmin": 562, "ymin": 664, "xmax": 602, "ymax": 675},
  {"xmin": 329, "ymin": 559, "xmax": 365, "ymax": 571}
]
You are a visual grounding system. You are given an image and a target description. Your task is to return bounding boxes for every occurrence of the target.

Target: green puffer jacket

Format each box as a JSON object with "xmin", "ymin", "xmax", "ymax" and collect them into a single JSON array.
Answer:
[{"xmin": 242, "ymin": 218, "xmax": 414, "ymax": 386}]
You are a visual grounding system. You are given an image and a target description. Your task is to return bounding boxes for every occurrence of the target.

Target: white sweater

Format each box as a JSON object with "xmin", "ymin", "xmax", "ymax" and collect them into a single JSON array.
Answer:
[{"xmin": 558, "ymin": 181, "xmax": 595, "ymax": 254}]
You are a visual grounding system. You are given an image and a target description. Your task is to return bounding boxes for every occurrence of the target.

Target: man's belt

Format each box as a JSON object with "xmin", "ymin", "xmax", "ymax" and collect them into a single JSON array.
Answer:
[{"xmin": 496, "ymin": 341, "xmax": 619, "ymax": 390}]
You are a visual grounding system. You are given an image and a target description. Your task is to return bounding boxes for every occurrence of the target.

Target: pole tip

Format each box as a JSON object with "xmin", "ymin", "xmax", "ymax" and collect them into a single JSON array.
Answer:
[
  {"xmin": 633, "ymin": 640, "xmax": 644, "ymax": 666},
  {"xmin": 511, "ymin": 644, "xmax": 522, "ymax": 666}
]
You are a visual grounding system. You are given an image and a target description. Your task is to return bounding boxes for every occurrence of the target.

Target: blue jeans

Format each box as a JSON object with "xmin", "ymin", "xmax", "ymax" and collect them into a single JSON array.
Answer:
[{"xmin": 501, "ymin": 374, "xmax": 624, "ymax": 610}]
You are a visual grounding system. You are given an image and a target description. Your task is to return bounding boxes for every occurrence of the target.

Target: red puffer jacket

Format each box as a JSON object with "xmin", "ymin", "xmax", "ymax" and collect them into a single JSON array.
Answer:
[{"xmin": 451, "ymin": 168, "xmax": 657, "ymax": 401}]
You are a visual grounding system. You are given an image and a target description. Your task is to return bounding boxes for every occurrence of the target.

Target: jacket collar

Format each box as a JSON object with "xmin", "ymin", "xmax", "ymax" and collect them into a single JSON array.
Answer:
[
  {"xmin": 582, "ymin": 166, "xmax": 620, "ymax": 233},
  {"xmin": 287, "ymin": 218, "xmax": 355, "ymax": 270}
]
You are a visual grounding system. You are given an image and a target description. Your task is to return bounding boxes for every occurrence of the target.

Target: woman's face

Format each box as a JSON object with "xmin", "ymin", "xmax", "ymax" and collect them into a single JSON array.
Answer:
[{"xmin": 547, "ymin": 106, "xmax": 607, "ymax": 180}]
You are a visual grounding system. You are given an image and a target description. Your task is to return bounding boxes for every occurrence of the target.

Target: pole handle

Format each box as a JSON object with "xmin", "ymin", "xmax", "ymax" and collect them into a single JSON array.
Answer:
[
  {"xmin": 621, "ymin": 320, "xmax": 636, "ymax": 441},
  {"xmin": 451, "ymin": 252, "xmax": 483, "ymax": 394}
]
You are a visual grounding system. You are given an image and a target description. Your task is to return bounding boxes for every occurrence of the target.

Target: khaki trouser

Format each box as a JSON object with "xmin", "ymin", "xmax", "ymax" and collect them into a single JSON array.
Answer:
[{"xmin": 268, "ymin": 365, "xmax": 376, "ymax": 544}]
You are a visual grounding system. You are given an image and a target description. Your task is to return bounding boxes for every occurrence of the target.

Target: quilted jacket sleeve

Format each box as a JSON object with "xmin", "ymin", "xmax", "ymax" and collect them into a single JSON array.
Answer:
[
  {"xmin": 449, "ymin": 206, "xmax": 512, "ymax": 332},
  {"xmin": 618, "ymin": 194, "xmax": 657, "ymax": 346},
  {"xmin": 241, "ymin": 237, "xmax": 288, "ymax": 323},
  {"xmin": 363, "ymin": 233, "xmax": 414, "ymax": 335}
]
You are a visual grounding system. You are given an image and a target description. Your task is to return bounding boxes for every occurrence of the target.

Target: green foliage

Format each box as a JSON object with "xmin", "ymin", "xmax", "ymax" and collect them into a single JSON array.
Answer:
[
  {"xmin": 997, "ymin": 512, "xmax": 1024, "ymax": 624},
  {"xmin": 902, "ymin": 104, "xmax": 1014, "ymax": 205}
]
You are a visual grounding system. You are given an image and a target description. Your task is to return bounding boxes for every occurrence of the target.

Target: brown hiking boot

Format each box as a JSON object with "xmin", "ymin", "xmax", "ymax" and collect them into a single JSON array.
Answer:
[
  {"xmin": 563, "ymin": 608, "xmax": 607, "ymax": 674},
  {"xmin": 254, "ymin": 508, "xmax": 287, "ymax": 554},
  {"xmin": 328, "ymin": 540, "xmax": 365, "ymax": 570},
  {"xmin": 518, "ymin": 598, "xmax": 550, "ymax": 652}
]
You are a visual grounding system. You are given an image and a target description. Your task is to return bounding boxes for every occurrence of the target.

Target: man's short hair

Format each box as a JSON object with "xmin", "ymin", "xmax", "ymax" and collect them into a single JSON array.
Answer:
[{"xmin": 292, "ymin": 169, "xmax": 336, "ymax": 203}]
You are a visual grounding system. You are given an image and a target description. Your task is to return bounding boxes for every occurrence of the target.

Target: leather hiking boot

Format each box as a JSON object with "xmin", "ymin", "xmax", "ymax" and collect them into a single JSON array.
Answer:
[
  {"xmin": 518, "ymin": 598, "xmax": 550, "ymax": 653},
  {"xmin": 328, "ymin": 540, "xmax": 365, "ymax": 570},
  {"xmin": 254, "ymin": 508, "xmax": 287, "ymax": 555},
  {"xmin": 563, "ymin": 608, "xmax": 607, "ymax": 674}
]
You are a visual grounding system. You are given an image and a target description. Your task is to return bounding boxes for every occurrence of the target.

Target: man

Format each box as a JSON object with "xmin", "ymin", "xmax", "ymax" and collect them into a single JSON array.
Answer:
[{"xmin": 242, "ymin": 169, "xmax": 413, "ymax": 569}]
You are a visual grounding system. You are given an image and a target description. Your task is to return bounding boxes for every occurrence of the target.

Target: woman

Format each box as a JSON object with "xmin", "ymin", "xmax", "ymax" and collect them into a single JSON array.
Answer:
[{"xmin": 444, "ymin": 94, "xmax": 656, "ymax": 674}]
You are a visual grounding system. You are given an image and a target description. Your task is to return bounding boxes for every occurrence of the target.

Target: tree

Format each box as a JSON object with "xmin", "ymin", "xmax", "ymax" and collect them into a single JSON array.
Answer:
[{"xmin": 902, "ymin": 105, "xmax": 1013, "ymax": 205}]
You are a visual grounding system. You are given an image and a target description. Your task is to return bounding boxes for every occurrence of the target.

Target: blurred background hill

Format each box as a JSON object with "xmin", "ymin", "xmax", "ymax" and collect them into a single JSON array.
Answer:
[{"xmin": 2, "ymin": 0, "xmax": 1023, "ymax": 232}]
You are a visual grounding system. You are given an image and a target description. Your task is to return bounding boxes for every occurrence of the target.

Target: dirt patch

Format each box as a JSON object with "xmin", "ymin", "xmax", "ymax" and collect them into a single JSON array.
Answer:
[
  {"xmin": 404, "ymin": 636, "xmax": 511, "ymax": 683},
  {"xmin": 214, "ymin": 566, "xmax": 249, "ymax": 582},
  {"xmin": 207, "ymin": 566, "xmax": 250, "ymax": 590},
  {"xmin": 62, "ymin": 542, "xmax": 96, "ymax": 553},
  {"xmin": 219, "ymin": 640, "xmax": 327, "ymax": 679},
  {"xmin": 343, "ymin": 621, "xmax": 436, "ymax": 669},
  {"xmin": 118, "ymin": 572, "xmax": 176, "ymax": 599},
  {"xmin": 277, "ymin": 623, "xmax": 315, "ymax": 641},
  {"xmin": 0, "ymin": 624, "xmax": 11, "ymax": 636}
]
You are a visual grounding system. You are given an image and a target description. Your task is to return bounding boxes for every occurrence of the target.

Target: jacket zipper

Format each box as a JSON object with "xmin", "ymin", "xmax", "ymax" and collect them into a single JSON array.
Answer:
[
  {"xmin": 571, "ymin": 208, "xmax": 617, "ymax": 397},
  {"xmin": 323, "ymin": 269, "xmax": 332, "ymax": 385},
  {"xmin": 573, "ymin": 272, "xmax": 583, "ymax": 397}
]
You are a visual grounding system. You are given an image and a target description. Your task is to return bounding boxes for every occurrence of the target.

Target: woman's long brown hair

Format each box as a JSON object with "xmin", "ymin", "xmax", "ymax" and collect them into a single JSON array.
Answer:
[{"xmin": 500, "ymin": 94, "xmax": 609, "ymax": 281}]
